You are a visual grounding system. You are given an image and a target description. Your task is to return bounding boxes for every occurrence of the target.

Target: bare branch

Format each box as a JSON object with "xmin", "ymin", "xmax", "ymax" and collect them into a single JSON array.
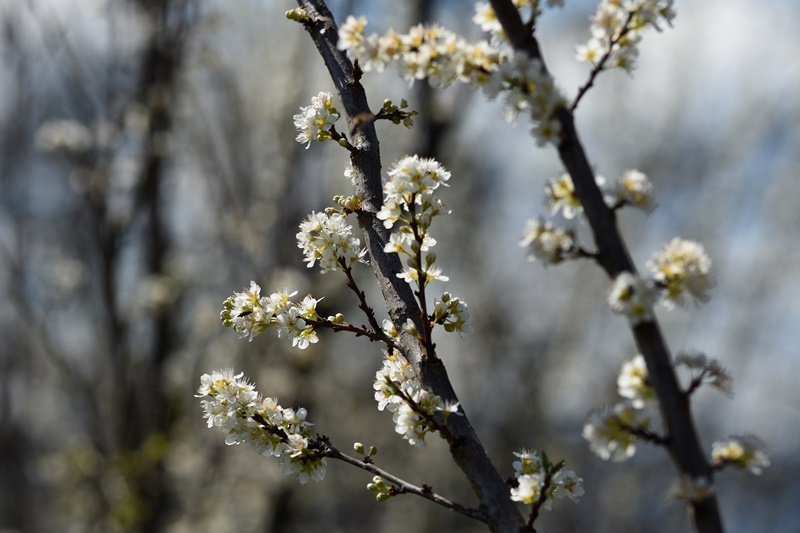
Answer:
[{"xmin": 318, "ymin": 437, "xmax": 488, "ymax": 523}]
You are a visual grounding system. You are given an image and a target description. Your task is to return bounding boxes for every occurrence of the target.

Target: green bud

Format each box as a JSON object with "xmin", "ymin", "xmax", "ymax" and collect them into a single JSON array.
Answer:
[{"xmin": 285, "ymin": 8, "xmax": 310, "ymax": 23}]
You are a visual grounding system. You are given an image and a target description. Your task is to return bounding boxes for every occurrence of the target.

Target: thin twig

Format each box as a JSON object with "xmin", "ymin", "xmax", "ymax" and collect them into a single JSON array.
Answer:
[
  {"xmin": 570, "ymin": 10, "xmax": 636, "ymax": 112},
  {"xmin": 317, "ymin": 436, "xmax": 487, "ymax": 523}
]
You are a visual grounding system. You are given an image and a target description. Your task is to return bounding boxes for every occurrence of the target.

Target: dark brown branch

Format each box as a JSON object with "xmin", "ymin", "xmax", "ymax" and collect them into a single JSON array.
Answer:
[
  {"xmin": 295, "ymin": 2, "xmax": 526, "ymax": 531},
  {"xmin": 318, "ymin": 437, "xmax": 487, "ymax": 523},
  {"xmin": 488, "ymin": 1, "xmax": 724, "ymax": 532}
]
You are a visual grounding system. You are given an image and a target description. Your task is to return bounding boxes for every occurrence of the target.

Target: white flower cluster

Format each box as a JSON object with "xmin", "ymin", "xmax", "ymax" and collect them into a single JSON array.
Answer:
[
  {"xmin": 197, "ymin": 369, "xmax": 326, "ymax": 484},
  {"xmin": 337, "ymin": 13, "xmax": 566, "ymax": 146},
  {"xmin": 544, "ymin": 170, "xmax": 656, "ymax": 220},
  {"xmin": 220, "ymin": 281, "xmax": 320, "ymax": 348},
  {"xmin": 607, "ymin": 272, "xmax": 659, "ymax": 324},
  {"xmin": 674, "ymin": 352, "xmax": 732, "ymax": 395},
  {"xmin": 647, "ymin": 237, "xmax": 714, "ymax": 309},
  {"xmin": 297, "ymin": 211, "xmax": 368, "ymax": 273},
  {"xmin": 576, "ymin": 0, "xmax": 676, "ymax": 73},
  {"xmin": 522, "ymin": 170, "xmax": 655, "ymax": 266},
  {"xmin": 584, "ymin": 354, "xmax": 660, "ymax": 461},
  {"xmin": 608, "ymin": 239, "xmax": 714, "ymax": 322},
  {"xmin": 711, "ymin": 435, "xmax": 770, "ymax": 475},
  {"xmin": 378, "ymin": 155, "xmax": 451, "ymax": 289},
  {"xmin": 432, "ymin": 292, "xmax": 473, "ymax": 334},
  {"xmin": 615, "ymin": 169, "xmax": 657, "ymax": 213},
  {"xmin": 583, "ymin": 401, "xmax": 651, "ymax": 462},
  {"xmin": 519, "ymin": 217, "xmax": 580, "ymax": 265},
  {"xmin": 293, "ymin": 91, "xmax": 340, "ymax": 148},
  {"xmin": 509, "ymin": 449, "xmax": 584, "ymax": 509},
  {"xmin": 373, "ymin": 350, "xmax": 460, "ymax": 447}
]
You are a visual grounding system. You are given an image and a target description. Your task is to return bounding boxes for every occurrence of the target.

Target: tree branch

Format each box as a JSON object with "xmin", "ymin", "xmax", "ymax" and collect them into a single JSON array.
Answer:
[
  {"xmin": 488, "ymin": 1, "xmax": 724, "ymax": 532},
  {"xmin": 294, "ymin": 2, "xmax": 526, "ymax": 531},
  {"xmin": 318, "ymin": 436, "xmax": 487, "ymax": 523}
]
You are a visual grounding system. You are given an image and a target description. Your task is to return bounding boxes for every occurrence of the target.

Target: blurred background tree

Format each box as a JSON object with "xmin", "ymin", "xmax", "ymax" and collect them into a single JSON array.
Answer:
[{"xmin": 0, "ymin": 0, "xmax": 798, "ymax": 532}]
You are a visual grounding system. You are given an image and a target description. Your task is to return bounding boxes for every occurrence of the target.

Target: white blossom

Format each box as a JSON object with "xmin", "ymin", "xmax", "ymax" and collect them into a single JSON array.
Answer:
[
  {"xmin": 373, "ymin": 350, "xmax": 451, "ymax": 446},
  {"xmin": 648, "ymin": 238, "xmax": 714, "ymax": 308},
  {"xmin": 617, "ymin": 354, "xmax": 654, "ymax": 408},
  {"xmin": 293, "ymin": 91, "xmax": 340, "ymax": 148},
  {"xmin": 197, "ymin": 369, "xmax": 327, "ymax": 484},
  {"xmin": 297, "ymin": 211, "xmax": 368, "ymax": 273},
  {"xmin": 432, "ymin": 292, "xmax": 473, "ymax": 334},
  {"xmin": 519, "ymin": 217, "xmax": 580, "ymax": 265},
  {"xmin": 711, "ymin": 435, "xmax": 770, "ymax": 475},
  {"xmin": 607, "ymin": 272, "xmax": 659, "ymax": 324},
  {"xmin": 583, "ymin": 402, "xmax": 650, "ymax": 462}
]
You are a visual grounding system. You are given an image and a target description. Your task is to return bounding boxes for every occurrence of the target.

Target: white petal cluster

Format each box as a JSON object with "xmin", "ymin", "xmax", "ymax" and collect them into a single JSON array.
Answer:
[
  {"xmin": 338, "ymin": 16, "xmax": 500, "ymax": 87},
  {"xmin": 293, "ymin": 91, "xmax": 340, "ymax": 148},
  {"xmin": 378, "ymin": 156, "xmax": 452, "ymax": 290},
  {"xmin": 493, "ymin": 54, "xmax": 565, "ymax": 146},
  {"xmin": 601, "ymin": 169, "xmax": 657, "ymax": 213},
  {"xmin": 607, "ymin": 272, "xmax": 659, "ymax": 324},
  {"xmin": 220, "ymin": 282, "xmax": 320, "ymax": 348},
  {"xmin": 583, "ymin": 402, "xmax": 650, "ymax": 462},
  {"xmin": 577, "ymin": 0, "xmax": 676, "ymax": 73},
  {"xmin": 617, "ymin": 169, "xmax": 657, "ymax": 213},
  {"xmin": 674, "ymin": 352, "xmax": 732, "ymax": 395},
  {"xmin": 510, "ymin": 473, "xmax": 544, "ymax": 505},
  {"xmin": 647, "ymin": 238, "xmax": 714, "ymax": 308},
  {"xmin": 544, "ymin": 173, "xmax": 582, "ymax": 219},
  {"xmin": 337, "ymin": 15, "xmax": 566, "ymax": 146},
  {"xmin": 432, "ymin": 292, "xmax": 473, "ymax": 334},
  {"xmin": 711, "ymin": 435, "xmax": 770, "ymax": 475},
  {"xmin": 373, "ymin": 350, "xmax": 459, "ymax": 447},
  {"xmin": 617, "ymin": 354, "xmax": 654, "ymax": 409},
  {"xmin": 197, "ymin": 369, "xmax": 326, "ymax": 484},
  {"xmin": 297, "ymin": 211, "xmax": 368, "ymax": 273},
  {"xmin": 509, "ymin": 449, "xmax": 584, "ymax": 509},
  {"xmin": 519, "ymin": 217, "xmax": 580, "ymax": 265},
  {"xmin": 544, "ymin": 172, "xmax": 629, "ymax": 218}
]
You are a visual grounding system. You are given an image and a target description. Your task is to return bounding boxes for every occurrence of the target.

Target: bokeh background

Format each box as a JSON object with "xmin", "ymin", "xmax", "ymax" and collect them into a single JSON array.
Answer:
[{"xmin": 1, "ymin": 0, "xmax": 798, "ymax": 531}]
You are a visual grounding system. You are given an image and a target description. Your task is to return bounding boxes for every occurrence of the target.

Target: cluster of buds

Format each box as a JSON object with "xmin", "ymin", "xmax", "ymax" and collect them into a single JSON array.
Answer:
[{"xmin": 196, "ymin": 369, "xmax": 326, "ymax": 484}]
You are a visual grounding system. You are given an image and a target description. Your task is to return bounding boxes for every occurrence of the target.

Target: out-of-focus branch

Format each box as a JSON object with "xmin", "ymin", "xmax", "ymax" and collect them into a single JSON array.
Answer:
[
  {"xmin": 294, "ymin": 2, "xmax": 526, "ymax": 531},
  {"xmin": 488, "ymin": 1, "xmax": 724, "ymax": 532}
]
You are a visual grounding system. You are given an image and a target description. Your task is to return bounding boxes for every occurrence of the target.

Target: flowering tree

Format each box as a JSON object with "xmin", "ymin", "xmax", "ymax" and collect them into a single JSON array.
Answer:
[{"xmin": 197, "ymin": 1, "xmax": 768, "ymax": 532}]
